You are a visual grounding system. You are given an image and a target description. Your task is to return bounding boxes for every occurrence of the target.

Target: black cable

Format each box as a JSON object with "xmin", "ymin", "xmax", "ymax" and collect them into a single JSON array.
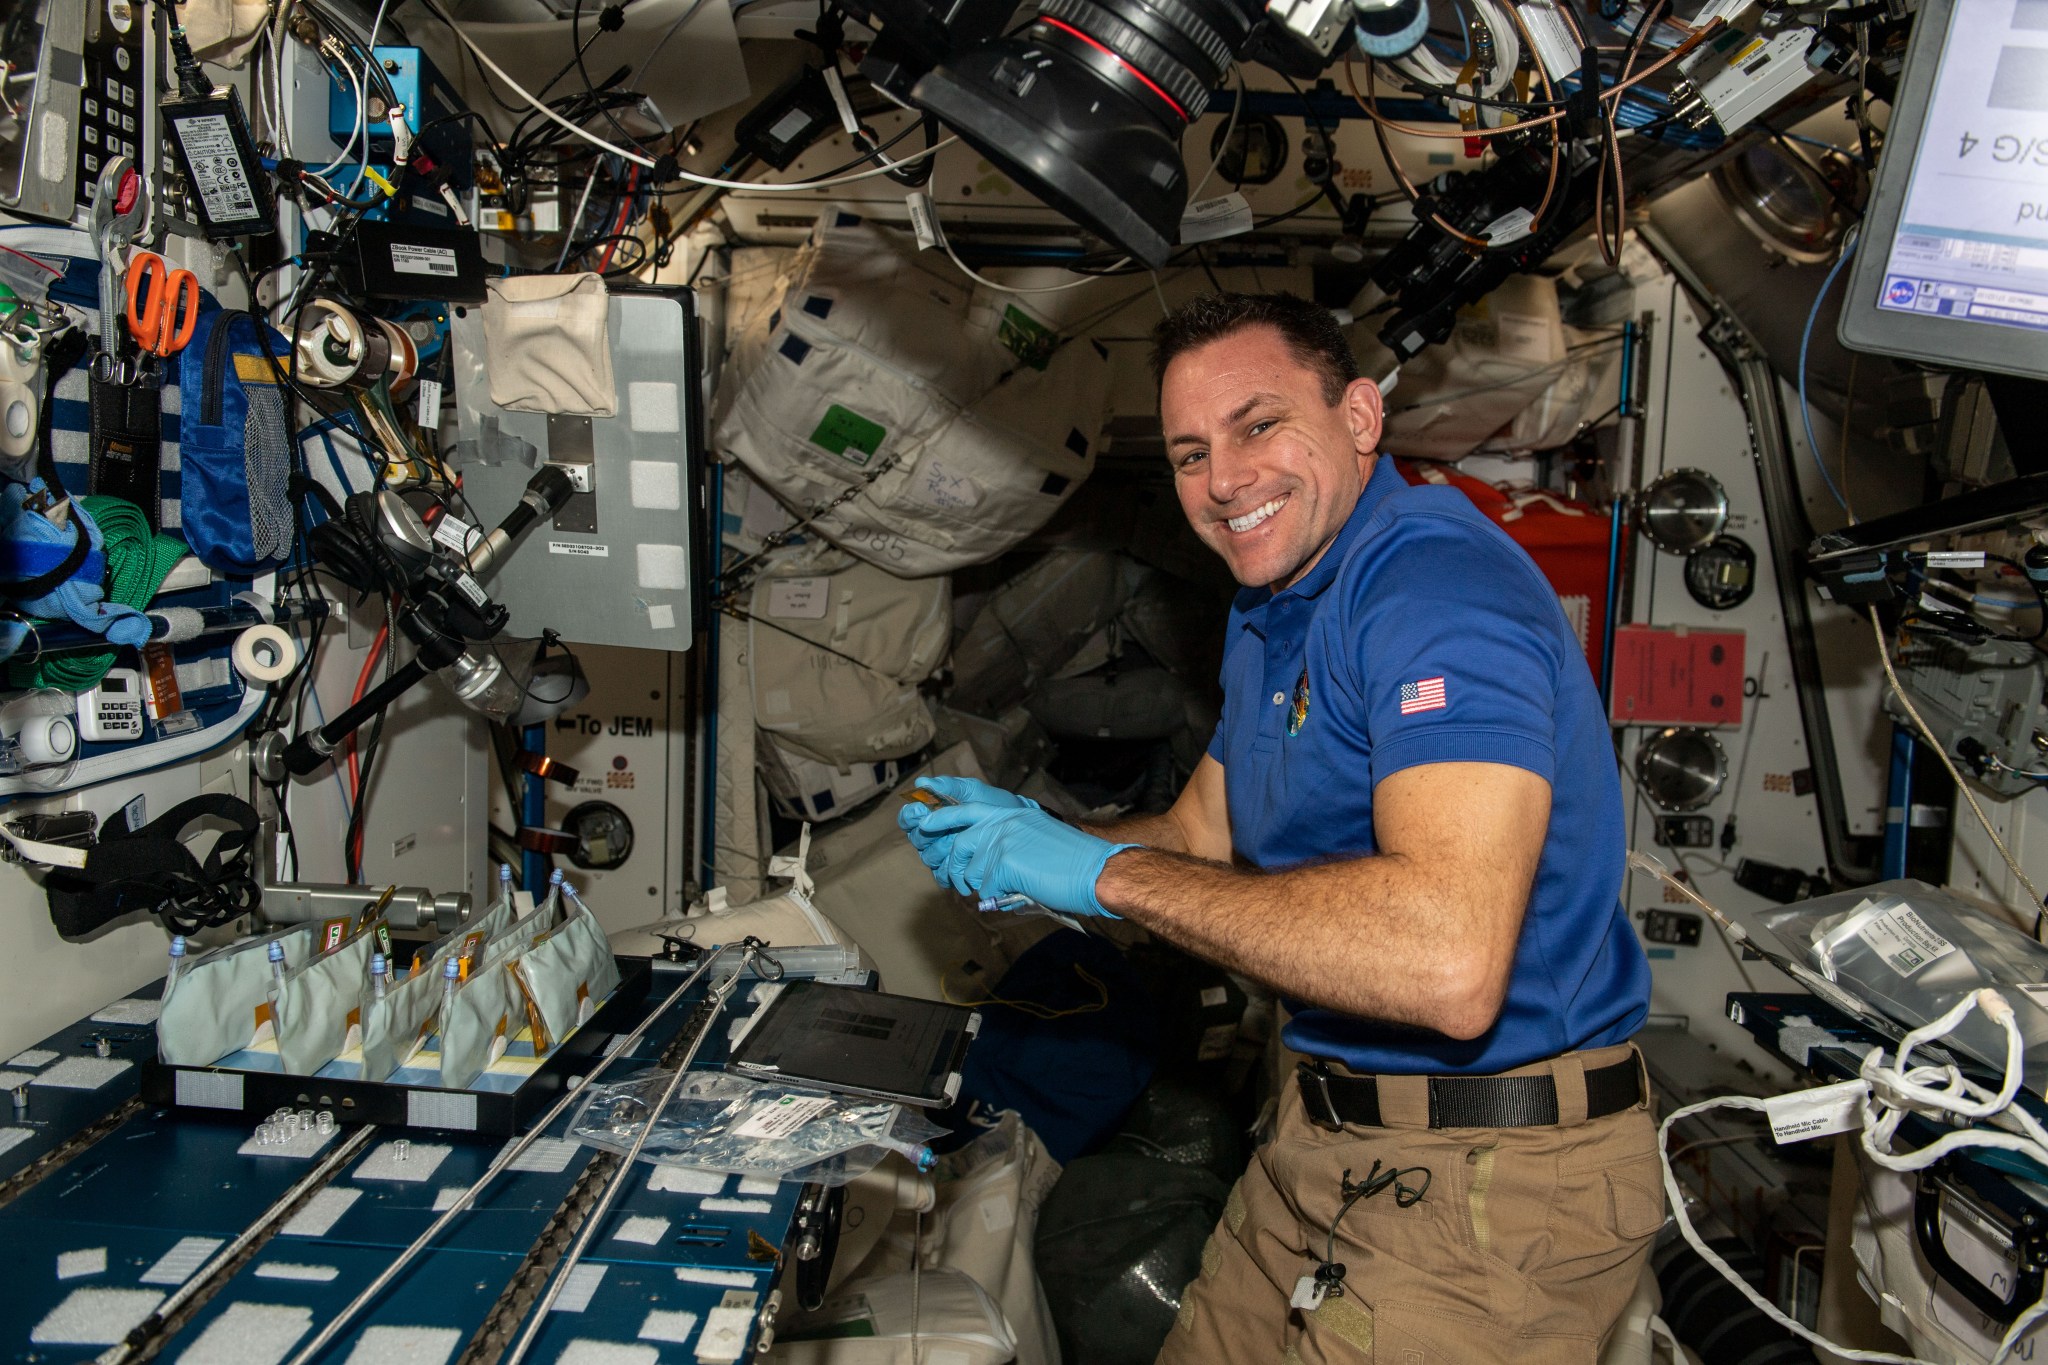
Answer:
[{"xmin": 572, "ymin": 0, "xmax": 647, "ymax": 153}]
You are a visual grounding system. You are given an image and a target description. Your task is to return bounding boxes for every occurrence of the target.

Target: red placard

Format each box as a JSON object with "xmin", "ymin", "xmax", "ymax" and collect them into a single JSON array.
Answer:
[{"xmin": 1607, "ymin": 624, "xmax": 1745, "ymax": 727}]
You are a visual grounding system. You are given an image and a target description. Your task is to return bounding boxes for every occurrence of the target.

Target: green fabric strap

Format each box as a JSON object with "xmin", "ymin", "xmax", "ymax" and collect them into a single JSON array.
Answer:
[{"xmin": 10, "ymin": 495, "xmax": 189, "ymax": 691}]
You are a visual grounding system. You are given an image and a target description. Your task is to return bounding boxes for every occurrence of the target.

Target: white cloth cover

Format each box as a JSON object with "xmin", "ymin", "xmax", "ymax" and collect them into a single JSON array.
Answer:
[
  {"xmin": 748, "ymin": 548, "xmax": 949, "ymax": 767},
  {"xmin": 182, "ymin": 0, "xmax": 269, "ymax": 65},
  {"xmin": 482, "ymin": 273, "xmax": 617, "ymax": 416},
  {"xmin": 609, "ymin": 886, "xmax": 864, "ymax": 958},
  {"xmin": 949, "ymin": 550, "xmax": 1144, "ymax": 717},
  {"xmin": 1362, "ymin": 275, "xmax": 1620, "ymax": 459},
  {"xmin": 715, "ymin": 207, "xmax": 1110, "ymax": 576},
  {"xmin": 770, "ymin": 1270, "xmax": 1018, "ymax": 1365},
  {"xmin": 760, "ymin": 738, "xmax": 902, "ymax": 823}
]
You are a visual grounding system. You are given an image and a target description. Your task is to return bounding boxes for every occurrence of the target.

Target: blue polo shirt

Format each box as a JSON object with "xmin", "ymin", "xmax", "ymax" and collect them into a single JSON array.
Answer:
[{"xmin": 1208, "ymin": 455, "xmax": 1649, "ymax": 1076}]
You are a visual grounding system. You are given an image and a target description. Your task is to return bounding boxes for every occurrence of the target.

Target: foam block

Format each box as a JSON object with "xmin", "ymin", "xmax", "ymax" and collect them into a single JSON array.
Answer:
[
  {"xmin": 31, "ymin": 1288, "xmax": 164, "ymax": 1345},
  {"xmin": 173, "ymin": 1302, "xmax": 313, "ymax": 1365}
]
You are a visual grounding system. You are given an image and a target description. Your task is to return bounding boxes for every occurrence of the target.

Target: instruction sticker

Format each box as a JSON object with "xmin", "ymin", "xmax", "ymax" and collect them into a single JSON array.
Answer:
[
  {"xmin": 390, "ymin": 243, "xmax": 459, "ymax": 277},
  {"xmin": 809, "ymin": 405, "xmax": 886, "ymax": 466},
  {"xmin": 1855, "ymin": 903, "xmax": 1957, "ymax": 977},
  {"xmin": 766, "ymin": 577, "xmax": 830, "ymax": 620},
  {"xmin": 734, "ymin": 1095, "xmax": 835, "ymax": 1141},
  {"xmin": 1763, "ymin": 1079, "xmax": 1866, "ymax": 1144},
  {"xmin": 1180, "ymin": 192, "xmax": 1254, "ymax": 244}
]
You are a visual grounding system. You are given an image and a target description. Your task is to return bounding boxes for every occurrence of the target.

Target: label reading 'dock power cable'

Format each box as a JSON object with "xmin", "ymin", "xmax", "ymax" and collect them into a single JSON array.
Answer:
[{"xmin": 390, "ymin": 243, "xmax": 459, "ymax": 277}]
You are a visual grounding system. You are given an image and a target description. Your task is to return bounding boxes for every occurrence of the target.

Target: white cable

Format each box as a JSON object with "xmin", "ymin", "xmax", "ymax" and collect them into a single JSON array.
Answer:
[
  {"xmin": 421, "ymin": 0, "xmax": 959, "ymax": 191},
  {"xmin": 1188, "ymin": 69, "xmax": 1245, "ymax": 202},
  {"xmin": 313, "ymin": 57, "xmax": 364, "ymax": 178}
]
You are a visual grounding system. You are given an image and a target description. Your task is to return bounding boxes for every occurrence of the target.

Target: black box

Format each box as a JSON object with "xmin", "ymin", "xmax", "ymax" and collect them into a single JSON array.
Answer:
[{"xmin": 341, "ymin": 220, "xmax": 489, "ymax": 303}]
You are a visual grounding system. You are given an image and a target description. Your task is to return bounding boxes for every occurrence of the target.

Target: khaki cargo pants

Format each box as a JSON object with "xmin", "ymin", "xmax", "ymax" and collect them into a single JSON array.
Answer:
[{"xmin": 1156, "ymin": 1042, "xmax": 1664, "ymax": 1365}]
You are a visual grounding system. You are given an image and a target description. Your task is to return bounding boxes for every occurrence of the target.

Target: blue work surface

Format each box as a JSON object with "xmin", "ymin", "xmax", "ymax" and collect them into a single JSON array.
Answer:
[
  {"xmin": 2, "ymin": 957, "xmax": 820, "ymax": 1365},
  {"xmin": 0, "ymin": 984, "xmax": 161, "ymax": 1184}
]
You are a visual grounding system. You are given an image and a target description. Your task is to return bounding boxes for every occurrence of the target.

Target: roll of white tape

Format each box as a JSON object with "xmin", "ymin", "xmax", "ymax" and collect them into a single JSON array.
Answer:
[
  {"xmin": 233, "ymin": 624, "xmax": 298, "ymax": 683},
  {"xmin": 17, "ymin": 713, "xmax": 75, "ymax": 765}
]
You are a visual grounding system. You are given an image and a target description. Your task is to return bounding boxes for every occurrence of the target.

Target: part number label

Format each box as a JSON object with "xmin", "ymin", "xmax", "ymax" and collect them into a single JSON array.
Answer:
[
  {"xmin": 1855, "ymin": 902, "xmax": 1957, "ymax": 978},
  {"xmin": 734, "ymin": 1095, "xmax": 834, "ymax": 1140},
  {"xmin": 390, "ymin": 243, "xmax": 459, "ymax": 277}
]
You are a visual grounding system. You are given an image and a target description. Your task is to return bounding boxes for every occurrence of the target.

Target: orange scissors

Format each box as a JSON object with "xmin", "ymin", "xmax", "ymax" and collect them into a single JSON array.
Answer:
[{"xmin": 124, "ymin": 252, "xmax": 199, "ymax": 365}]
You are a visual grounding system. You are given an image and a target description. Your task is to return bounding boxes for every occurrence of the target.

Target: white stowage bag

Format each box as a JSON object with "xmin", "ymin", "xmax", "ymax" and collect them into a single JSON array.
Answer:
[
  {"xmin": 748, "ymin": 546, "xmax": 950, "ymax": 768},
  {"xmin": 714, "ymin": 207, "xmax": 1111, "ymax": 577},
  {"xmin": 768, "ymin": 1113, "xmax": 1064, "ymax": 1365},
  {"xmin": 759, "ymin": 738, "xmax": 902, "ymax": 823},
  {"xmin": 949, "ymin": 550, "xmax": 1144, "ymax": 717},
  {"xmin": 1359, "ymin": 274, "xmax": 1621, "ymax": 460}
]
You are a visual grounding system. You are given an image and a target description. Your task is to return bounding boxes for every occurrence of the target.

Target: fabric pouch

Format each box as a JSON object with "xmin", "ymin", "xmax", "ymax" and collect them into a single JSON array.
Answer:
[
  {"xmin": 510, "ymin": 909, "xmax": 622, "ymax": 1053},
  {"xmin": 87, "ymin": 371, "xmax": 162, "ymax": 525},
  {"xmin": 360, "ymin": 961, "xmax": 443, "ymax": 1083},
  {"xmin": 481, "ymin": 274, "xmax": 615, "ymax": 416},
  {"xmin": 439, "ymin": 950, "xmax": 523, "ymax": 1089},
  {"xmin": 158, "ymin": 924, "xmax": 317, "ymax": 1066},
  {"xmin": 413, "ymin": 891, "xmax": 520, "ymax": 980},
  {"xmin": 271, "ymin": 919, "xmax": 387, "ymax": 1075},
  {"xmin": 177, "ymin": 307, "xmax": 295, "ymax": 572}
]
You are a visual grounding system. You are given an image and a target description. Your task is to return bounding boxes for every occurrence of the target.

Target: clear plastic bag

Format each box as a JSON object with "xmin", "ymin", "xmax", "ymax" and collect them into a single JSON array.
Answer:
[
  {"xmin": 570, "ymin": 1070, "xmax": 941, "ymax": 1185},
  {"xmin": 1746, "ymin": 878, "xmax": 2048, "ymax": 1095}
]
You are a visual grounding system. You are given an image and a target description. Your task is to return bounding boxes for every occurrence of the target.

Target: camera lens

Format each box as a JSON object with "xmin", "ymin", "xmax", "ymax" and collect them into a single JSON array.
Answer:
[{"xmin": 912, "ymin": 0, "xmax": 1259, "ymax": 266}]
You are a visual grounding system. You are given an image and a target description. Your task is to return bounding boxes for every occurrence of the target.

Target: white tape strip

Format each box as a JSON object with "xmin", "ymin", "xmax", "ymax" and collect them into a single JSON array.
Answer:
[
  {"xmin": 30, "ymin": 1288, "xmax": 164, "ymax": 1345},
  {"xmin": 280, "ymin": 1187, "xmax": 360, "ymax": 1238},
  {"xmin": 339, "ymin": 1325, "xmax": 462, "ymax": 1365},
  {"xmin": 353, "ymin": 1142, "xmax": 451, "ymax": 1183},
  {"xmin": 252, "ymin": 1263, "xmax": 340, "ymax": 1283},
  {"xmin": 647, "ymin": 1167, "xmax": 724, "ymax": 1195},
  {"xmin": 672, "ymin": 1267, "xmax": 757, "ymax": 1289},
  {"xmin": 7, "ymin": 1048, "xmax": 56, "ymax": 1067},
  {"xmin": 699, "ymin": 1198, "xmax": 771, "ymax": 1214},
  {"xmin": 636, "ymin": 1310, "xmax": 698, "ymax": 1345},
  {"xmin": 555, "ymin": 1343, "xmax": 657, "ymax": 1365},
  {"xmin": 497, "ymin": 1136, "xmax": 578, "ymax": 1173},
  {"xmin": 57, "ymin": 1247, "xmax": 108, "ymax": 1280},
  {"xmin": 551, "ymin": 1263, "xmax": 608, "ymax": 1313},
  {"xmin": 32, "ymin": 1056, "xmax": 132, "ymax": 1090},
  {"xmin": 612, "ymin": 1215, "xmax": 669, "ymax": 1246}
]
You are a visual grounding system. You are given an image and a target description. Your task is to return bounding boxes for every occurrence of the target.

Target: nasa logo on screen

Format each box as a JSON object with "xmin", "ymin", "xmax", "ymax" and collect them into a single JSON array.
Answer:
[{"xmin": 1885, "ymin": 277, "xmax": 1919, "ymax": 307}]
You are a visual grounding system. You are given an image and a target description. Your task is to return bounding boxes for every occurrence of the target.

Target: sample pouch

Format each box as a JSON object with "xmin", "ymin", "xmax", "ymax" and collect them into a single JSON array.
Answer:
[
  {"xmin": 439, "ymin": 951, "xmax": 522, "ymax": 1090},
  {"xmin": 271, "ymin": 919, "xmax": 387, "ymax": 1076},
  {"xmin": 510, "ymin": 909, "xmax": 623, "ymax": 1053},
  {"xmin": 177, "ymin": 306, "xmax": 295, "ymax": 573},
  {"xmin": 359, "ymin": 959, "xmax": 444, "ymax": 1083},
  {"xmin": 414, "ymin": 891, "xmax": 521, "ymax": 981},
  {"xmin": 157, "ymin": 924, "xmax": 318, "ymax": 1066},
  {"xmin": 480, "ymin": 274, "xmax": 616, "ymax": 417}
]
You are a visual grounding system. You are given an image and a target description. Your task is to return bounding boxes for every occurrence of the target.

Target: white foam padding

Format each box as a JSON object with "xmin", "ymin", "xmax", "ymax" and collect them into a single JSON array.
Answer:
[
  {"xmin": 6, "ymin": 1048, "xmax": 56, "ymax": 1067},
  {"xmin": 0, "ymin": 1127, "xmax": 31, "ymax": 1157},
  {"xmin": 0, "ymin": 1070, "xmax": 33, "ymax": 1090},
  {"xmin": 432, "ymin": 1187, "xmax": 466, "ymax": 1213},
  {"xmin": 354, "ymin": 1141, "xmax": 451, "ymax": 1183},
  {"xmin": 554, "ymin": 1342, "xmax": 657, "ymax": 1365},
  {"xmin": 91, "ymin": 998, "xmax": 161, "ymax": 1025},
  {"xmin": 141, "ymin": 1235, "xmax": 225, "ymax": 1287},
  {"xmin": 645, "ymin": 603, "xmax": 675, "ymax": 631},
  {"xmin": 253, "ymin": 1263, "xmax": 339, "ymax": 1282},
  {"xmin": 550, "ymin": 1263, "xmax": 608, "ymax": 1314},
  {"xmin": 635, "ymin": 1310, "xmax": 698, "ymax": 1346},
  {"xmin": 612, "ymin": 1216, "xmax": 668, "ymax": 1246},
  {"xmin": 628, "ymin": 381, "xmax": 680, "ymax": 434},
  {"xmin": 699, "ymin": 1197, "xmax": 771, "ymax": 1214},
  {"xmin": 497, "ymin": 1136, "xmax": 578, "ymax": 1173},
  {"xmin": 174, "ymin": 1301, "xmax": 313, "ymax": 1365},
  {"xmin": 280, "ymin": 1187, "xmax": 361, "ymax": 1238},
  {"xmin": 646, "ymin": 1167, "xmax": 724, "ymax": 1195},
  {"xmin": 32, "ymin": 1056, "xmax": 133, "ymax": 1089},
  {"xmin": 340, "ymin": 1325, "xmax": 462, "ymax": 1365},
  {"xmin": 57, "ymin": 1247, "xmax": 108, "ymax": 1279},
  {"xmin": 672, "ymin": 1267, "xmax": 757, "ymax": 1289},
  {"xmin": 30, "ymin": 1288, "xmax": 164, "ymax": 1345},
  {"xmin": 635, "ymin": 543, "xmax": 687, "ymax": 591},
  {"xmin": 628, "ymin": 460, "xmax": 682, "ymax": 511},
  {"xmin": 735, "ymin": 1176, "xmax": 779, "ymax": 1196},
  {"xmin": 237, "ymin": 1125, "xmax": 336, "ymax": 1159}
]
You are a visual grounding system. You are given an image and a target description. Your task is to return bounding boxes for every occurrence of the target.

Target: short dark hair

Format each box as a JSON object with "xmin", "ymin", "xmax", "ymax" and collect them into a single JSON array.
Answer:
[{"xmin": 1149, "ymin": 292, "xmax": 1358, "ymax": 406}]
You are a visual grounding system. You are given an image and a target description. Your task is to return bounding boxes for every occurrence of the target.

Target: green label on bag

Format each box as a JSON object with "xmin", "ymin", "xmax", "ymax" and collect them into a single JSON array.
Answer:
[
  {"xmin": 999, "ymin": 304, "xmax": 1057, "ymax": 370},
  {"xmin": 809, "ymin": 405, "xmax": 886, "ymax": 465}
]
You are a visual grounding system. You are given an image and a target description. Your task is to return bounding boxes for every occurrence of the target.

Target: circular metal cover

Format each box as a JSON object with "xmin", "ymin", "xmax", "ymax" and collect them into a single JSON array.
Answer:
[
  {"xmin": 565, "ymin": 800, "xmax": 634, "ymax": 871},
  {"xmin": 1638, "ymin": 468, "xmax": 1731, "ymax": 555},
  {"xmin": 1636, "ymin": 728, "xmax": 1728, "ymax": 812}
]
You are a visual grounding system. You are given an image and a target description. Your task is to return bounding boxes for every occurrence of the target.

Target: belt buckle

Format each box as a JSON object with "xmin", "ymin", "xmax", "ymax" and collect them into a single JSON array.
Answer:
[{"xmin": 1300, "ymin": 1061, "xmax": 1345, "ymax": 1132}]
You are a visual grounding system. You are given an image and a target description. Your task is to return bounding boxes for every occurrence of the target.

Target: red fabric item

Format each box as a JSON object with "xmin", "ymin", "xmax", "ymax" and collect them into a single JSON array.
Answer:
[{"xmin": 1394, "ymin": 458, "xmax": 1619, "ymax": 681}]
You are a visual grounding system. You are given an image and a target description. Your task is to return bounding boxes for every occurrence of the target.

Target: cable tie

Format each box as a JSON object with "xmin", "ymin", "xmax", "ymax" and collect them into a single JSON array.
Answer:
[
  {"xmin": 598, "ymin": 4, "xmax": 626, "ymax": 30},
  {"xmin": 650, "ymin": 153, "xmax": 680, "ymax": 184}
]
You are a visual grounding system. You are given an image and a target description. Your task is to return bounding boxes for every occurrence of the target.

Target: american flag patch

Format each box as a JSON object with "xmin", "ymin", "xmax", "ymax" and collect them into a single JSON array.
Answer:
[{"xmin": 1399, "ymin": 677, "xmax": 1448, "ymax": 715}]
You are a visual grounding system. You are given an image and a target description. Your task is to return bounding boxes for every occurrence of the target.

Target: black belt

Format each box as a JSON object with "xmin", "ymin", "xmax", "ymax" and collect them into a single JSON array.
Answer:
[{"xmin": 1297, "ymin": 1054, "xmax": 1643, "ymax": 1131}]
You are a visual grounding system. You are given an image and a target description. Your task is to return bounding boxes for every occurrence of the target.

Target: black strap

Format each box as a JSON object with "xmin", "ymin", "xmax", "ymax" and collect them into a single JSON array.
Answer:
[
  {"xmin": 1, "ymin": 516, "xmax": 92, "ymax": 600},
  {"xmin": 1297, "ymin": 1055, "xmax": 1643, "ymax": 1131},
  {"xmin": 44, "ymin": 794, "xmax": 262, "ymax": 939}
]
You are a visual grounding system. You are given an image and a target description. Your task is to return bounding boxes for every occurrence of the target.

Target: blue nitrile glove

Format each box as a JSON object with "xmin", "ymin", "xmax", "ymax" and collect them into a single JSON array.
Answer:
[
  {"xmin": 917, "ymin": 775, "xmax": 1039, "ymax": 811},
  {"xmin": 0, "ymin": 477, "xmax": 150, "ymax": 653},
  {"xmin": 910, "ymin": 803, "xmax": 1137, "ymax": 918}
]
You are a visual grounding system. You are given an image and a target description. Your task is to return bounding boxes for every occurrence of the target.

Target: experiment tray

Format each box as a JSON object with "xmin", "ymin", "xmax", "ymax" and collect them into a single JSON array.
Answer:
[{"xmin": 136, "ymin": 957, "xmax": 652, "ymax": 1137}]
